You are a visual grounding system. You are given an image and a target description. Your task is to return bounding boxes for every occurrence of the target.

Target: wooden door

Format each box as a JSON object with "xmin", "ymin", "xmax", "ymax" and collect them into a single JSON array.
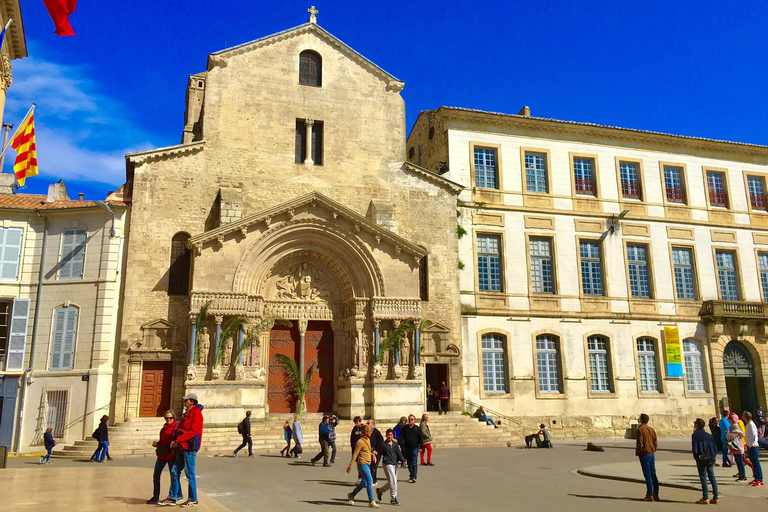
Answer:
[
  {"xmin": 268, "ymin": 323, "xmax": 300, "ymax": 413},
  {"xmin": 304, "ymin": 321, "xmax": 334, "ymax": 413},
  {"xmin": 139, "ymin": 361, "xmax": 173, "ymax": 417}
]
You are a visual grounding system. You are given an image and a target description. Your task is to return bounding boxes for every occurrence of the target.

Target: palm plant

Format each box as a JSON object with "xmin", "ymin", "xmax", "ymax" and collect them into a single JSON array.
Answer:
[
  {"xmin": 215, "ymin": 315, "xmax": 248, "ymax": 365},
  {"xmin": 374, "ymin": 320, "xmax": 416, "ymax": 366},
  {"xmin": 194, "ymin": 302, "xmax": 210, "ymax": 363},
  {"xmin": 233, "ymin": 317, "xmax": 292, "ymax": 364},
  {"xmin": 274, "ymin": 354, "xmax": 315, "ymax": 417}
]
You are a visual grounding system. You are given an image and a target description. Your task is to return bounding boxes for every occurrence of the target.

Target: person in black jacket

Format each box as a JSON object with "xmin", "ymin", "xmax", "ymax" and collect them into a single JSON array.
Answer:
[
  {"xmin": 400, "ymin": 414, "xmax": 423, "ymax": 483},
  {"xmin": 376, "ymin": 428, "xmax": 407, "ymax": 506},
  {"xmin": 350, "ymin": 416, "xmax": 363, "ymax": 450},
  {"xmin": 90, "ymin": 415, "xmax": 109, "ymax": 462},
  {"xmin": 367, "ymin": 419, "xmax": 384, "ymax": 485},
  {"xmin": 40, "ymin": 428, "xmax": 55, "ymax": 464},
  {"xmin": 692, "ymin": 418, "xmax": 719, "ymax": 504},
  {"xmin": 233, "ymin": 411, "xmax": 253, "ymax": 457}
]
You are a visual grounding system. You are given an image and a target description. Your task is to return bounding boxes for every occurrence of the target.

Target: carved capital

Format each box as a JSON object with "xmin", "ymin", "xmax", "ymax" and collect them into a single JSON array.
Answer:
[
  {"xmin": 214, "ymin": 315, "xmax": 224, "ymax": 324},
  {"xmin": 298, "ymin": 318, "xmax": 309, "ymax": 335}
]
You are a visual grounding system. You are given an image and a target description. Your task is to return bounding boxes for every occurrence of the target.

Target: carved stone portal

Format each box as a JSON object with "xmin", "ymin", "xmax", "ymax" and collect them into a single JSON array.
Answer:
[{"xmin": 273, "ymin": 262, "xmax": 331, "ymax": 301}]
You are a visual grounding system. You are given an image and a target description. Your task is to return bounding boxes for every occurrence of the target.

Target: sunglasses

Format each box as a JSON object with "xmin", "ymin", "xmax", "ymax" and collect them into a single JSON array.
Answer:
[{"xmin": 164, "ymin": 417, "xmax": 174, "ymax": 420}]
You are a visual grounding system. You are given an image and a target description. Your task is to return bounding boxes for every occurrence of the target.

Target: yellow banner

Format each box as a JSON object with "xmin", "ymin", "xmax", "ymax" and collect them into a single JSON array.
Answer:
[{"xmin": 664, "ymin": 326, "xmax": 683, "ymax": 377}]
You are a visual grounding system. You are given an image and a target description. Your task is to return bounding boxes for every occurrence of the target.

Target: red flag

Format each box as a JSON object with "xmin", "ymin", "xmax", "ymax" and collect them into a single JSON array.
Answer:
[{"xmin": 42, "ymin": 0, "xmax": 77, "ymax": 37}]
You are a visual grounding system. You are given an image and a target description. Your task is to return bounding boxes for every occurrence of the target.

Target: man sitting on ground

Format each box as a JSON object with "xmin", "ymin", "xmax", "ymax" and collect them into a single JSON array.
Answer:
[{"xmin": 473, "ymin": 406, "xmax": 498, "ymax": 428}]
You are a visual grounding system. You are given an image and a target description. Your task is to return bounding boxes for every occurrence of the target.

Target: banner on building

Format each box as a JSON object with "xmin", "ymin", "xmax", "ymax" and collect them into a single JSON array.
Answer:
[{"xmin": 664, "ymin": 326, "xmax": 684, "ymax": 377}]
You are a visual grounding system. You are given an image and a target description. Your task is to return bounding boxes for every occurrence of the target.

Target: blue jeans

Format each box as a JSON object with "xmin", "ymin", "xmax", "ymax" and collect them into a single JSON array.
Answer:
[
  {"xmin": 479, "ymin": 414, "xmax": 497, "ymax": 427},
  {"xmin": 405, "ymin": 447, "xmax": 418, "ymax": 480},
  {"xmin": 92, "ymin": 441, "xmax": 108, "ymax": 462},
  {"xmin": 747, "ymin": 447, "xmax": 763, "ymax": 482},
  {"xmin": 696, "ymin": 461, "xmax": 718, "ymax": 500},
  {"xmin": 721, "ymin": 439, "xmax": 731, "ymax": 465},
  {"xmin": 153, "ymin": 459, "xmax": 179, "ymax": 501},
  {"xmin": 733, "ymin": 452, "xmax": 746, "ymax": 478},
  {"xmin": 638, "ymin": 454, "xmax": 659, "ymax": 497},
  {"xmin": 174, "ymin": 450, "xmax": 198, "ymax": 502},
  {"xmin": 350, "ymin": 463, "xmax": 374, "ymax": 502},
  {"xmin": 42, "ymin": 447, "xmax": 52, "ymax": 462},
  {"xmin": 234, "ymin": 435, "xmax": 252, "ymax": 456}
]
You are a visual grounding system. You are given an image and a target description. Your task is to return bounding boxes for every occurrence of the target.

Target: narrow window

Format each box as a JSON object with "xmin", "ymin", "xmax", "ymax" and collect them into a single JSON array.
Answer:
[
  {"xmin": 619, "ymin": 161, "xmax": 642, "ymax": 200},
  {"xmin": 168, "ymin": 233, "xmax": 191, "ymax": 296},
  {"xmin": 627, "ymin": 244, "xmax": 651, "ymax": 298},
  {"xmin": 579, "ymin": 241, "xmax": 603, "ymax": 296},
  {"xmin": 0, "ymin": 227, "xmax": 22, "ymax": 281},
  {"xmin": 298, "ymin": 50, "xmax": 322, "ymax": 86},
  {"xmin": 748, "ymin": 176, "xmax": 768, "ymax": 211},
  {"xmin": 715, "ymin": 250, "xmax": 739, "ymax": 301},
  {"xmin": 5, "ymin": 298, "xmax": 30, "ymax": 372},
  {"xmin": 481, "ymin": 334, "xmax": 507, "ymax": 393},
  {"xmin": 636, "ymin": 337, "xmax": 660, "ymax": 393},
  {"xmin": 50, "ymin": 306, "xmax": 78, "ymax": 370},
  {"xmin": 0, "ymin": 300, "xmax": 10, "ymax": 371},
  {"xmin": 59, "ymin": 228, "xmax": 87, "ymax": 280},
  {"xmin": 663, "ymin": 166, "xmax": 686, "ymax": 203},
  {"xmin": 759, "ymin": 253, "xmax": 768, "ymax": 301},
  {"xmin": 525, "ymin": 152, "xmax": 548, "ymax": 193},
  {"xmin": 45, "ymin": 389, "xmax": 69, "ymax": 438},
  {"xmin": 573, "ymin": 157, "xmax": 597, "ymax": 196},
  {"xmin": 477, "ymin": 235, "xmax": 502, "ymax": 292},
  {"xmin": 311, "ymin": 121, "xmax": 323, "ymax": 166},
  {"xmin": 529, "ymin": 237, "xmax": 554, "ymax": 293},
  {"xmin": 706, "ymin": 171, "xmax": 728, "ymax": 208},
  {"xmin": 587, "ymin": 336, "xmax": 612, "ymax": 393},
  {"xmin": 536, "ymin": 335, "xmax": 561, "ymax": 393},
  {"xmin": 474, "ymin": 148, "xmax": 498, "ymax": 189},
  {"xmin": 672, "ymin": 247, "xmax": 696, "ymax": 300},
  {"xmin": 419, "ymin": 256, "xmax": 429, "ymax": 302},
  {"xmin": 295, "ymin": 120, "xmax": 306, "ymax": 164},
  {"xmin": 683, "ymin": 339, "xmax": 706, "ymax": 393}
]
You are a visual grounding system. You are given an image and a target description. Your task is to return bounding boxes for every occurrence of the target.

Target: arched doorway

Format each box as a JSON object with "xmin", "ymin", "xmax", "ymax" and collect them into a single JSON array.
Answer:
[{"xmin": 723, "ymin": 341, "xmax": 759, "ymax": 416}]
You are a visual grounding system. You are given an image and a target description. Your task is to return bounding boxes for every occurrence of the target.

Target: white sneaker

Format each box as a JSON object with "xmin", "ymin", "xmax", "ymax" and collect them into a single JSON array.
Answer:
[{"xmin": 369, "ymin": 502, "xmax": 379, "ymax": 509}]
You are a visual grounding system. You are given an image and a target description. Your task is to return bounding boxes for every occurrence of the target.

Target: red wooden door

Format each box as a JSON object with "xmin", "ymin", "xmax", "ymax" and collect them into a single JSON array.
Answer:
[
  {"xmin": 139, "ymin": 361, "xmax": 172, "ymax": 417},
  {"xmin": 304, "ymin": 321, "xmax": 334, "ymax": 413},
  {"xmin": 268, "ymin": 323, "xmax": 300, "ymax": 413}
]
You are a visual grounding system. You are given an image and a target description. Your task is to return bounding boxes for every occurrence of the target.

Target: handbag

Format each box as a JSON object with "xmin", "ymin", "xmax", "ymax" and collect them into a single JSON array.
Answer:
[
  {"xmin": 155, "ymin": 445, "xmax": 171, "ymax": 457},
  {"xmin": 696, "ymin": 453, "xmax": 713, "ymax": 465}
]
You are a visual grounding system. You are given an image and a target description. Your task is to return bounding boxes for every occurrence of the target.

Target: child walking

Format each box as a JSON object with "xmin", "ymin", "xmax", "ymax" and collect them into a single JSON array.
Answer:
[{"xmin": 40, "ymin": 428, "xmax": 55, "ymax": 464}]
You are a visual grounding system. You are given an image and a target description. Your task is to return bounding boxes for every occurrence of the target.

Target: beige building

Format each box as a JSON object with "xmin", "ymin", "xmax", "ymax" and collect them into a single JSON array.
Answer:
[
  {"xmin": 114, "ymin": 13, "xmax": 462, "ymax": 424},
  {"xmin": 408, "ymin": 106, "xmax": 768, "ymax": 436},
  {"xmin": 0, "ymin": 182, "xmax": 127, "ymax": 452}
]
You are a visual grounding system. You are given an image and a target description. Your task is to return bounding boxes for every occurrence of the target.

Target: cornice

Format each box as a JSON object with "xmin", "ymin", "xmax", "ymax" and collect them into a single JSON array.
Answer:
[
  {"xmin": 125, "ymin": 141, "xmax": 205, "ymax": 165},
  {"xmin": 403, "ymin": 162, "xmax": 463, "ymax": 194},
  {"xmin": 2, "ymin": 0, "xmax": 26, "ymax": 60}
]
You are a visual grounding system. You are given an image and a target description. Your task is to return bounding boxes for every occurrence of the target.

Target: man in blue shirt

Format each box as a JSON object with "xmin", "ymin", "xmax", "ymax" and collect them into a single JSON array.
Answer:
[
  {"xmin": 718, "ymin": 410, "xmax": 732, "ymax": 467},
  {"xmin": 311, "ymin": 415, "xmax": 332, "ymax": 466}
]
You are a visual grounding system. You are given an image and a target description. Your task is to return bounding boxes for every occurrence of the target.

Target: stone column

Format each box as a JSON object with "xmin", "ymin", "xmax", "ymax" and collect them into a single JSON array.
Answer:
[
  {"xmin": 214, "ymin": 316, "xmax": 223, "ymax": 366},
  {"xmin": 304, "ymin": 119, "xmax": 314, "ymax": 165},
  {"xmin": 415, "ymin": 327, "xmax": 420, "ymax": 366},
  {"xmin": 393, "ymin": 320, "xmax": 401, "ymax": 366},
  {"xmin": 189, "ymin": 320, "xmax": 197, "ymax": 365},
  {"xmin": 298, "ymin": 318, "xmax": 308, "ymax": 382},
  {"xmin": 238, "ymin": 325, "xmax": 244, "ymax": 365},
  {"xmin": 374, "ymin": 321, "xmax": 380, "ymax": 361}
]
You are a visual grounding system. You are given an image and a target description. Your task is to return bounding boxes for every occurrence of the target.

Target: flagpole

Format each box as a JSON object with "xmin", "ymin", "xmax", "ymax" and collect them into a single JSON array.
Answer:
[{"xmin": 0, "ymin": 103, "xmax": 34, "ymax": 162}]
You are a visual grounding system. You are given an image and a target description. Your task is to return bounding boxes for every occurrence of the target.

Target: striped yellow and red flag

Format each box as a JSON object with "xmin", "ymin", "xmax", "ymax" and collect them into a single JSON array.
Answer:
[{"xmin": 10, "ymin": 108, "xmax": 38, "ymax": 187}]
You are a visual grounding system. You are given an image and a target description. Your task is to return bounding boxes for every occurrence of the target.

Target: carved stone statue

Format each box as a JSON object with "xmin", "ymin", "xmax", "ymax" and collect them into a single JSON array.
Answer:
[
  {"xmin": 198, "ymin": 327, "xmax": 210, "ymax": 366},
  {"xmin": 401, "ymin": 333, "xmax": 411, "ymax": 368},
  {"xmin": 235, "ymin": 364, "xmax": 246, "ymax": 381},
  {"xmin": 273, "ymin": 262, "xmax": 330, "ymax": 301},
  {"xmin": 362, "ymin": 331, "xmax": 370, "ymax": 366},
  {"xmin": 242, "ymin": 343, "xmax": 252, "ymax": 366},
  {"xmin": 185, "ymin": 364, "xmax": 197, "ymax": 382},
  {"xmin": 225, "ymin": 337, "xmax": 234, "ymax": 365}
]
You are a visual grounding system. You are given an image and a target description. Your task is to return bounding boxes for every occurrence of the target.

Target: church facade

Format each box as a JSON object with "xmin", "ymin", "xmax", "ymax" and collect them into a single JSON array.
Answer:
[{"xmin": 114, "ymin": 15, "xmax": 462, "ymax": 424}]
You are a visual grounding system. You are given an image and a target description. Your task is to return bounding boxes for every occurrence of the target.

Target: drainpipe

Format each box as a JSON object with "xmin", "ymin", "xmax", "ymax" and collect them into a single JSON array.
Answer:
[
  {"xmin": 13, "ymin": 210, "xmax": 48, "ymax": 452},
  {"xmin": 94, "ymin": 201, "xmax": 116, "ymax": 237}
]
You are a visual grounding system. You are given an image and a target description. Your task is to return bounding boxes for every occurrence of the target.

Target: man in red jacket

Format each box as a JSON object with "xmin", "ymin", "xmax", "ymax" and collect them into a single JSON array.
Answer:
[{"xmin": 170, "ymin": 393, "xmax": 204, "ymax": 508}]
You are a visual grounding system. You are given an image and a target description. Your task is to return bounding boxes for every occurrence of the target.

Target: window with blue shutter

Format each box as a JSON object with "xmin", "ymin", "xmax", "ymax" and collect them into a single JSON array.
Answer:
[
  {"xmin": 59, "ymin": 229, "xmax": 86, "ymax": 280},
  {"xmin": 0, "ymin": 227, "xmax": 23, "ymax": 281},
  {"xmin": 50, "ymin": 307, "xmax": 78, "ymax": 370},
  {"xmin": 5, "ymin": 298, "xmax": 30, "ymax": 371}
]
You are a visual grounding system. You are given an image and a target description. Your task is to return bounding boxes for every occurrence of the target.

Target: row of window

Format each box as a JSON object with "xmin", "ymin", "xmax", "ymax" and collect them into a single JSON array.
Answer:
[
  {"xmin": 472, "ymin": 146, "xmax": 768, "ymax": 211},
  {"xmin": 0, "ymin": 227, "xmax": 87, "ymax": 282},
  {"xmin": 477, "ymin": 233, "xmax": 758, "ymax": 302},
  {"xmin": 481, "ymin": 333, "xmax": 707, "ymax": 395}
]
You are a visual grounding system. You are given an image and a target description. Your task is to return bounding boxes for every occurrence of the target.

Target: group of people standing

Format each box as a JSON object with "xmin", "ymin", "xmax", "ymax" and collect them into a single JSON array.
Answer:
[{"xmin": 713, "ymin": 409, "xmax": 764, "ymax": 486}]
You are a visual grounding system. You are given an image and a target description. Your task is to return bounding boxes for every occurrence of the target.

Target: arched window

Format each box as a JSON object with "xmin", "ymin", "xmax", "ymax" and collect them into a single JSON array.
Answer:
[
  {"xmin": 481, "ymin": 333, "xmax": 507, "ymax": 393},
  {"xmin": 587, "ymin": 335, "xmax": 612, "ymax": 393},
  {"xmin": 636, "ymin": 337, "xmax": 660, "ymax": 393},
  {"xmin": 168, "ymin": 233, "xmax": 191, "ymax": 296},
  {"xmin": 536, "ymin": 335, "xmax": 561, "ymax": 393},
  {"xmin": 50, "ymin": 305, "xmax": 78, "ymax": 370},
  {"xmin": 299, "ymin": 50, "xmax": 322, "ymax": 86},
  {"xmin": 683, "ymin": 338, "xmax": 706, "ymax": 392}
]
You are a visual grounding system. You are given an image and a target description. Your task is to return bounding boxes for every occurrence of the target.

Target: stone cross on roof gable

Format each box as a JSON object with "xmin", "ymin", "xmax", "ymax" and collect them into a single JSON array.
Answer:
[{"xmin": 308, "ymin": 6, "xmax": 319, "ymax": 24}]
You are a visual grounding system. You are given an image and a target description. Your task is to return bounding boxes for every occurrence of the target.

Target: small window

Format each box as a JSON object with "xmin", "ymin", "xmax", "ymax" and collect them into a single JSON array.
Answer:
[
  {"xmin": 706, "ymin": 171, "xmax": 728, "ymax": 208},
  {"xmin": 672, "ymin": 247, "xmax": 696, "ymax": 300},
  {"xmin": 50, "ymin": 306, "xmax": 78, "ymax": 370},
  {"xmin": 573, "ymin": 157, "xmax": 597, "ymax": 196},
  {"xmin": 636, "ymin": 337, "xmax": 660, "ymax": 393},
  {"xmin": 587, "ymin": 335, "xmax": 612, "ymax": 393},
  {"xmin": 627, "ymin": 244, "xmax": 651, "ymax": 298},
  {"xmin": 748, "ymin": 176, "xmax": 768, "ymax": 211},
  {"xmin": 477, "ymin": 235, "xmax": 502, "ymax": 292},
  {"xmin": 299, "ymin": 50, "xmax": 322, "ymax": 86},
  {"xmin": 579, "ymin": 241, "xmax": 603, "ymax": 296},
  {"xmin": 59, "ymin": 229, "xmax": 87, "ymax": 280},
  {"xmin": 663, "ymin": 166, "xmax": 687, "ymax": 204},
  {"xmin": 759, "ymin": 253, "xmax": 768, "ymax": 301},
  {"xmin": 428, "ymin": 126, "xmax": 435, "ymax": 140},
  {"xmin": 419, "ymin": 256, "xmax": 429, "ymax": 301},
  {"xmin": 408, "ymin": 147, "xmax": 415, "ymax": 159},
  {"xmin": 295, "ymin": 120, "xmax": 323, "ymax": 165},
  {"xmin": 481, "ymin": 334, "xmax": 507, "ymax": 393},
  {"xmin": 0, "ymin": 227, "xmax": 23, "ymax": 281},
  {"xmin": 619, "ymin": 161, "xmax": 642, "ymax": 200},
  {"xmin": 474, "ymin": 148, "xmax": 498, "ymax": 189},
  {"xmin": 683, "ymin": 339, "xmax": 706, "ymax": 393},
  {"xmin": 525, "ymin": 152, "xmax": 548, "ymax": 193},
  {"xmin": 536, "ymin": 335, "xmax": 561, "ymax": 393},
  {"xmin": 168, "ymin": 233, "xmax": 191, "ymax": 296},
  {"xmin": 529, "ymin": 237, "xmax": 554, "ymax": 294},
  {"xmin": 715, "ymin": 250, "xmax": 739, "ymax": 301}
]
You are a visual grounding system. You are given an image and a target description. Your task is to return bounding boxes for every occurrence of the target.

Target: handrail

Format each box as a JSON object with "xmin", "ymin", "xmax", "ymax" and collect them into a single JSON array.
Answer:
[{"xmin": 459, "ymin": 397, "xmax": 522, "ymax": 426}]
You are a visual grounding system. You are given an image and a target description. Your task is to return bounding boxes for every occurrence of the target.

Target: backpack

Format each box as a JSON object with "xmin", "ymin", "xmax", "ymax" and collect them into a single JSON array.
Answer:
[
  {"xmin": 237, "ymin": 421, "xmax": 244, "ymax": 435},
  {"xmin": 92, "ymin": 428, "xmax": 99, "ymax": 440}
]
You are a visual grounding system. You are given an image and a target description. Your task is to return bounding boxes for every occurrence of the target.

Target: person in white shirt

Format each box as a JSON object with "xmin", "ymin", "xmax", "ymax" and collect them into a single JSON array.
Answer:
[{"xmin": 743, "ymin": 412, "xmax": 764, "ymax": 486}]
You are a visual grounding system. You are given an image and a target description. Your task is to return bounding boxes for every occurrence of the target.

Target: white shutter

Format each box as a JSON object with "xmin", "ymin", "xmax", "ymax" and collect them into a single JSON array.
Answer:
[
  {"xmin": 6, "ymin": 298, "xmax": 30, "ymax": 371},
  {"xmin": 0, "ymin": 227, "xmax": 23, "ymax": 281},
  {"xmin": 50, "ymin": 308, "xmax": 66, "ymax": 370},
  {"xmin": 60, "ymin": 229, "xmax": 86, "ymax": 280},
  {"xmin": 61, "ymin": 308, "xmax": 77, "ymax": 369}
]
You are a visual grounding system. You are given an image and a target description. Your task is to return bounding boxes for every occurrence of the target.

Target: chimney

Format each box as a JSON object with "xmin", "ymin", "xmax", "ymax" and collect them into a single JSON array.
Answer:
[
  {"xmin": 0, "ymin": 174, "xmax": 14, "ymax": 194},
  {"xmin": 518, "ymin": 106, "xmax": 531, "ymax": 117},
  {"xmin": 47, "ymin": 182, "xmax": 69, "ymax": 203},
  {"xmin": 78, "ymin": 193, "xmax": 84, "ymax": 201}
]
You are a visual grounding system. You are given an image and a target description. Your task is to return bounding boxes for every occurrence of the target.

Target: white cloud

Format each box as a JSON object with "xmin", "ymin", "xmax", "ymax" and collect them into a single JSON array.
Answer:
[{"xmin": 2, "ymin": 54, "xmax": 156, "ymax": 185}]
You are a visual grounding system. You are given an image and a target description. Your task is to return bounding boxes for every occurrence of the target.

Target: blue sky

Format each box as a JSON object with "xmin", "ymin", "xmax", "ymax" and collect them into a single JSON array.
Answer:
[{"xmin": 4, "ymin": 1, "xmax": 768, "ymax": 199}]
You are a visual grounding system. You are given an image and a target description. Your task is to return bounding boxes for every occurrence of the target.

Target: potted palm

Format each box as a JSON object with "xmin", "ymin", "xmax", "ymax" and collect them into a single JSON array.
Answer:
[{"xmin": 273, "ymin": 354, "xmax": 315, "ymax": 418}]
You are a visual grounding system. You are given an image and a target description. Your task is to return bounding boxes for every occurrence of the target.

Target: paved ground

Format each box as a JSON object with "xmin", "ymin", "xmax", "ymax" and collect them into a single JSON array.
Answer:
[{"xmin": 3, "ymin": 440, "xmax": 767, "ymax": 511}]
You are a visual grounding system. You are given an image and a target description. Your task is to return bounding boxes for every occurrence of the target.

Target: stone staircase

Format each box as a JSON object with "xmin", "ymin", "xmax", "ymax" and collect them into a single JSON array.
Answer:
[{"xmin": 55, "ymin": 412, "xmax": 516, "ymax": 459}]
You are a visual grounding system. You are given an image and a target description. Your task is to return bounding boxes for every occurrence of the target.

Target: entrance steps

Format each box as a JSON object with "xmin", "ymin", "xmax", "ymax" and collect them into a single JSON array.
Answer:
[{"xmin": 54, "ymin": 412, "xmax": 516, "ymax": 459}]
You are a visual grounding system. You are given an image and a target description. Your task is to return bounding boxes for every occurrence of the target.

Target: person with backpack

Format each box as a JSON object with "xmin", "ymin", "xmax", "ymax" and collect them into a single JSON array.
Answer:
[
  {"xmin": 170, "ymin": 393, "xmax": 204, "ymax": 508},
  {"xmin": 40, "ymin": 428, "xmax": 55, "ymax": 465},
  {"xmin": 692, "ymin": 418, "xmax": 719, "ymax": 504},
  {"xmin": 233, "ymin": 411, "xmax": 253, "ymax": 458},
  {"xmin": 90, "ymin": 415, "xmax": 109, "ymax": 463},
  {"xmin": 149, "ymin": 411, "xmax": 180, "ymax": 505},
  {"xmin": 290, "ymin": 416, "xmax": 303, "ymax": 458}
]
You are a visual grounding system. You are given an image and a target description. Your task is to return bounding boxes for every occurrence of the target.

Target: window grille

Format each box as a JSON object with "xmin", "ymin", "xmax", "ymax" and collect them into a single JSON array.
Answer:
[
  {"xmin": 299, "ymin": 51, "xmax": 322, "ymax": 86},
  {"xmin": 45, "ymin": 389, "xmax": 69, "ymax": 438}
]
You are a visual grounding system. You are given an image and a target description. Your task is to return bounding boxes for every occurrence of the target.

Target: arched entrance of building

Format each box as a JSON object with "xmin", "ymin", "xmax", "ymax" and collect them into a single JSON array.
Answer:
[{"xmin": 723, "ymin": 341, "xmax": 760, "ymax": 415}]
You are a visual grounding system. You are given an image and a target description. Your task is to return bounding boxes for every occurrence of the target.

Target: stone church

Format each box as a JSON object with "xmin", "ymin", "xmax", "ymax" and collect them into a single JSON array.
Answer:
[{"xmin": 114, "ymin": 11, "xmax": 463, "ymax": 423}]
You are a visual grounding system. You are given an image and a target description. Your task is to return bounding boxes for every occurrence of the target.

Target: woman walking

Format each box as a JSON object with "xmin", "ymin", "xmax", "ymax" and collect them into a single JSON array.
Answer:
[
  {"xmin": 150, "ymin": 411, "xmax": 181, "ymax": 505},
  {"xmin": 727, "ymin": 414, "xmax": 747, "ymax": 481},
  {"xmin": 346, "ymin": 424, "xmax": 379, "ymax": 508},
  {"xmin": 90, "ymin": 415, "xmax": 109, "ymax": 463},
  {"xmin": 290, "ymin": 416, "xmax": 303, "ymax": 458},
  {"xmin": 280, "ymin": 420, "xmax": 292, "ymax": 457},
  {"xmin": 40, "ymin": 428, "xmax": 55, "ymax": 464}
]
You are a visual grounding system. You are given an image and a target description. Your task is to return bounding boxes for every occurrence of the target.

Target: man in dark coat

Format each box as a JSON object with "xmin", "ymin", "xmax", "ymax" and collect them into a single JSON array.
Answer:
[
  {"xmin": 233, "ymin": 411, "xmax": 253, "ymax": 457},
  {"xmin": 692, "ymin": 418, "xmax": 719, "ymax": 504},
  {"xmin": 367, "ymin": 419, "xmax": 384, "ymax": 485},
  {"xmin": 400, "ymin": 414, "xmax": 424, "ymax": 483}
]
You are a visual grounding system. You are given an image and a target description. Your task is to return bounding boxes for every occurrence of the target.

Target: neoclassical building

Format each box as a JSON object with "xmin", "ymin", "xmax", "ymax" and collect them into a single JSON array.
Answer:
[{"xmin": 114, "ymin": 13, "xmax": 462, "ymax": 424}]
